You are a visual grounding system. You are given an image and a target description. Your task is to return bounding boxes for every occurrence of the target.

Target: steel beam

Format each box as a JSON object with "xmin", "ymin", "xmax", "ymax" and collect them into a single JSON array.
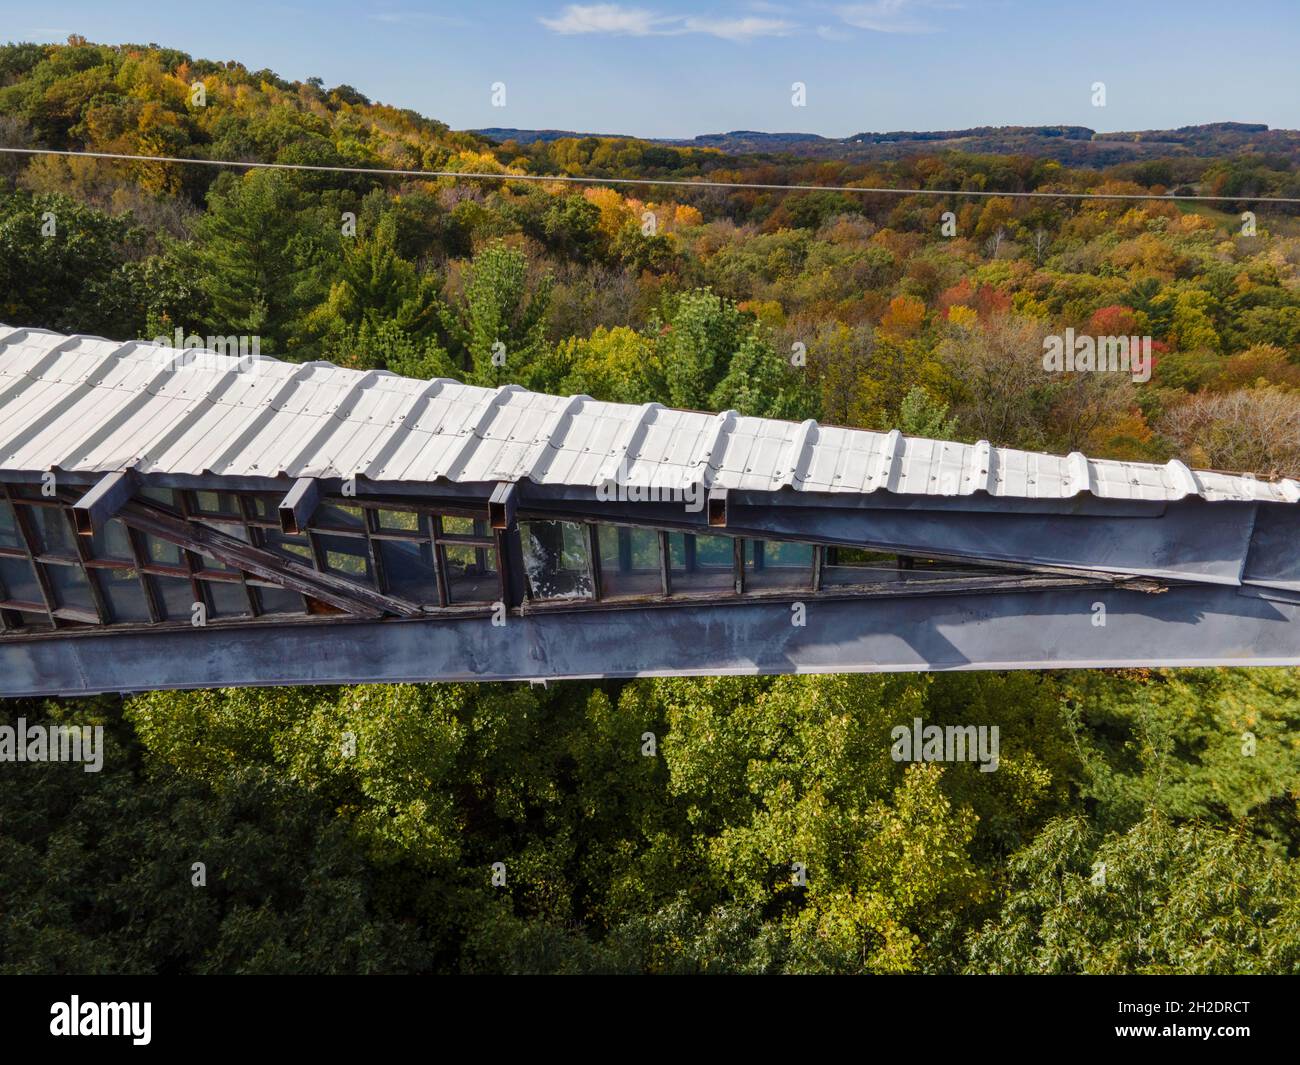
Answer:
[
  {"xmin": 489, "ymin": 482, "xmax": 518, "ymax": 530},
  {"xmin": 117, "ymin": 501, "xmax": 417, "ymax": 618},
  {"xmin": 71, "ymin": 469, "xmax": 136, "ymax": 535},
  {"xmin": 708, "ymin": 487, "xmax": 728, "ymax": 527},
  {"xmin": 278, "ymin": 477, "xmax": 320, "ymax": 535},
  {"xmin": 725, "ymin": 497, "xmax": 1258, "ymax": 587},
  {"xmin": 4, "ymin": 583, "xmax": 1300, "ymax": 696}
]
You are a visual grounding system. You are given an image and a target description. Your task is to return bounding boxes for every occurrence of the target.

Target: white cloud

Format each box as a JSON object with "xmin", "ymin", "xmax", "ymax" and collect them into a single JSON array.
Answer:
[
  {"xmin": 540, "ymin": 4, "xmax": 673, "ymax": 35},
  {"xmin": 682, "ymin": 15, "xmax": 797, "ymax": 40},
  {"xmin": 816, "ymin": 23, "xmax": 852, "ymax": 41},
  {"xmin": 540, "ymin": 4, "xmax": 794, "ymax": 40},
  {"xmin": 836, "ymin": 1, "xmax": 955, "ymax": 34}
]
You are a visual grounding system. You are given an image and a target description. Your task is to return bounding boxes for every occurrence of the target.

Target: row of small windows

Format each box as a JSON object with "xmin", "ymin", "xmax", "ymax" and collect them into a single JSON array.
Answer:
[
  {"xmin": 0, "ymin": 485, "xmax": 503, "ymax": 633},
  {"xmin": 517, "ymin": 520, "xmax": 988, "ymax": 602},
  {"xmin": 0, "ymin": 483, "xmax": 1001, "ymax": 635}
]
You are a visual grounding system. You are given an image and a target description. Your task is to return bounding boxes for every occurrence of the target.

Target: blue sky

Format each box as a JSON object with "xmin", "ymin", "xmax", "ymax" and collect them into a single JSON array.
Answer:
[{"xmin": 3, "ymin": 1, "xmax": 1298, "ymax": 138}]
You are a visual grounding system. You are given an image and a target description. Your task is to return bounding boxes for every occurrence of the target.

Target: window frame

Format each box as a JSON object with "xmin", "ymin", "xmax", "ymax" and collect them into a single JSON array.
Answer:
[{"xmin": 0, "ymin": 480, "xmax": 1088, "ymax": 636}]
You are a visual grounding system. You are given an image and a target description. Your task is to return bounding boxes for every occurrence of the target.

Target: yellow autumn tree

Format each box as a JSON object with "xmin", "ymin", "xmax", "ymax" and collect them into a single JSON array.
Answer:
[{"xmin": 583, "ymin": 186, "xmax": 634, "ymax": 239}]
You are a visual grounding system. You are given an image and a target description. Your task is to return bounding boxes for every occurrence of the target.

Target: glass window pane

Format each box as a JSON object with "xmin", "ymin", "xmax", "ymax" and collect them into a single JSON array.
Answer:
[
  {"xmin": 150, "ymin": 575, "xmax": 197, "ymax": 621},
  {"xmin": 204, "ymin": 521, "xmax": 247, "ymax": 542},
  {"xmin": 831, "ymin": 547, "xmax": 896, "ymax": 566},
  {"xmin": 0, "ymin": 556, "xmax": 42, "ymax": 604},
  {"xmin": 140, "ymin": 486, "xmax": 177, "ymax": 509},
  {"xmin": 743, "ymin": 540, "xmax": 813, "ymax": 591},
  {"xmin": 440, "ymin": 514, "xmax": 490, "ymax": 539},
  {"xmin": 319, "ymin": 534, "xmax": 373, "ymax": 584},
  {"xmin": 100, "ymin": 568, "xmax": 152, "ymax": 623},
  {"xmin": 903, "ymin": 556, "xmax": 991, "ymax": 578},
  {"xmin": 443, "ymin": 543, "xmax": 499, "ymax": 604},
  {"xmin": 379, "ymin": 539, "xmax": 439, "ymax": 602},
  {"xmin": 204, "ymin": 579, "xmax": 250, "ymax": 618},
  {"xmin": 246, "ymin": 495, "xmax": 278, "ymax": 521},
  {"xmin": 0, "ymin": 500, "xmax": 19, "ymax": 549},
  {"xmin": 252, "ymin": 583, "xmax": 303, "ymax": 615},
  {"xmin": 667, "ymin": 532, "xmax": 735, "ymax": 595},
  {"xmin": 520, "ymin": 521, "xmax": 592, "ymax": 600},
  {"xmin": 28, "ymin": 505, "xmax": 76, "ymax": 556},
  {"xmin": 315, "ymin": 503, "xmax": 365, "ymax": 530},
  {"xmin": 377, "ymin": 508, "xmax": 422, "ymax": 533},
  {"xmin": 261, "ymin": 529, "xmax": 312, "ymax": 561},
  {"xmin": 144, "ymin": 533, "xmax": 184, "ymax": 567},
  {"xmin": 15, "ymin": 610, "xmax": 53, "ymax": 630},
  {"xmin": 89, "ymin": 520, "xmax": 134, "ymax": 562},
  {"xmin": 193, "ymin": 490, "xmax": 241, "ymax": 516},
  {"xmin": 823, "ymin": 547, "xmax": 904, "ymax": 587},
  {"xmin": 46, "ymin": 562, "xmax": 96, "ymax": 614},
  {"xmin": 597, "ymin": 525, "xmax": 662, "ymax": 598}
]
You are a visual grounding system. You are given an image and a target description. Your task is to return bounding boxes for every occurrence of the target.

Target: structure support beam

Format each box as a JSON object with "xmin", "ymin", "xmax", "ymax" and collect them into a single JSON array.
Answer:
[
  {"xmin": 278, "ymin": 477, "xmax": 320, "ymax": 535},
  {"xmin": 489, "ymin": 481, "xmax": 518, "ymax": 530},
  {"xmin": 708, "ymin": 487, "xmax": 728, "ymax": 527},
  {"xmin": 4, "ymin": 582, "xmax": 1299, "ymax": 696},
  {"xmin": 497, "ymin": 526, "xmax": 526, "ymax": 608},
  {"xmin": 71, "ymin": 469, "xmax": 136, "ymax": 535},
  {"xmin": 118, "ymin": 501, "xmax": 420, "ymax": 619}
]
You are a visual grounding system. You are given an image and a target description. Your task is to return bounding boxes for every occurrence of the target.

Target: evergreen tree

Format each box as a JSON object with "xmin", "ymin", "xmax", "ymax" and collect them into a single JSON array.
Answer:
[{"xmin": 187, "ymin": 170, "xmax": 335, "ymax": 356}]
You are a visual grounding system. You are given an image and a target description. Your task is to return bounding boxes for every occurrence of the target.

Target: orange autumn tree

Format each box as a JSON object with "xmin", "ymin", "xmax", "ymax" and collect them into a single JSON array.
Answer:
[{"xmin": 880, "ymin": 293, "xmax": 927, "ymax": 338}]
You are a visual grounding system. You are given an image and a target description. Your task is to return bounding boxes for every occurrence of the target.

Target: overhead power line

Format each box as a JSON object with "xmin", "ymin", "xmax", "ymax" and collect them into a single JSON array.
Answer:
[{"xmin": 1, "ymin": 145, "xmax": 1298, "ymax": 203}]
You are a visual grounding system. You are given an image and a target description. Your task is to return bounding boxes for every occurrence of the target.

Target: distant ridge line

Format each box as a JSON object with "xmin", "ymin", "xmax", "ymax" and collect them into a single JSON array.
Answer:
[{"xmin": 473, "ymin": 122, "xmax": 1299, "ymax": 167}]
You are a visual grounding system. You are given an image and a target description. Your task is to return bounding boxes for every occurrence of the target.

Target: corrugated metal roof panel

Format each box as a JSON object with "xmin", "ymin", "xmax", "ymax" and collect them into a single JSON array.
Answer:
[{"xmin": 2, "ymin": 324, "xmax": 1296, "ymax": 505}]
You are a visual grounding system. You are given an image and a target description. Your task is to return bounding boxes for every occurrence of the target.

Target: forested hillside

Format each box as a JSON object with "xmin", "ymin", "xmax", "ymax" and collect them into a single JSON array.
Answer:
[
  {"xmin": 1, "ymin": 39, "xmax": 1298, "ymax": 974},
  {"xmin": 482, "ymin": 120, "xmax": 1300, "ymax": 167}
]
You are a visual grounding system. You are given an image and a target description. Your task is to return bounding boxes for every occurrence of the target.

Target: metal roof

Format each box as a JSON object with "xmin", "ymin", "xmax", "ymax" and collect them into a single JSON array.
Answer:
[{"xmin": 2, "ymin": 324, "xmax": 1295, "ymax": 504}]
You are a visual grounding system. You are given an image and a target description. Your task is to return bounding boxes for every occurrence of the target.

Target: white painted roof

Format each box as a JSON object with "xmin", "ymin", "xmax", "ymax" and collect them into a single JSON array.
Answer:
[{"xmin": 1, "ymin": 325, "xmax": 1295, "ymax": 503}]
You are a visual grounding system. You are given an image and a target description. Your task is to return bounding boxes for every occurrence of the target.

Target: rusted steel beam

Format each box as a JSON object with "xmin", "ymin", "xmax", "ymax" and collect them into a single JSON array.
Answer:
[
  {"xmin": 71, "ymin": 470, "xmax": 137, "ymax": 535},
  {"xmin": 116, "ymin": 501, "xmax": 421, "ymax": 619},
  {"xmin": 278, "ymin": 477, "xmax": 320, "ymax": 535},
  {"xmin": 489, "ymin": 481, "xmax": 518, "ymax": 530},
  {"xmin": 708, "ymin": 487, "xmax": 728, "ymax": 527}
]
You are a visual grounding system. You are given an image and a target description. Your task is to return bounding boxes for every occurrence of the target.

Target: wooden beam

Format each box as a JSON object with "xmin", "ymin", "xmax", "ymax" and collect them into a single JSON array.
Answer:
[{"xmin": 278, "ymin": 477, "xmax": 320, "ymax": 535}]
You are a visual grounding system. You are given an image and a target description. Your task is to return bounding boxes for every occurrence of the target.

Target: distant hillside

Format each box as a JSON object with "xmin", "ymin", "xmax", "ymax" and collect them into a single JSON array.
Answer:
[
  {"xmin": 477, "ymin": 122, "xmax": 1300, "ymax": 167},
  {"xmin": 0, "ymin": 37, "xmax": 494, "ymax": 200},
  {"xmin": 475, "ymin": 127, "xmax": 639, "ymax": 146}
]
